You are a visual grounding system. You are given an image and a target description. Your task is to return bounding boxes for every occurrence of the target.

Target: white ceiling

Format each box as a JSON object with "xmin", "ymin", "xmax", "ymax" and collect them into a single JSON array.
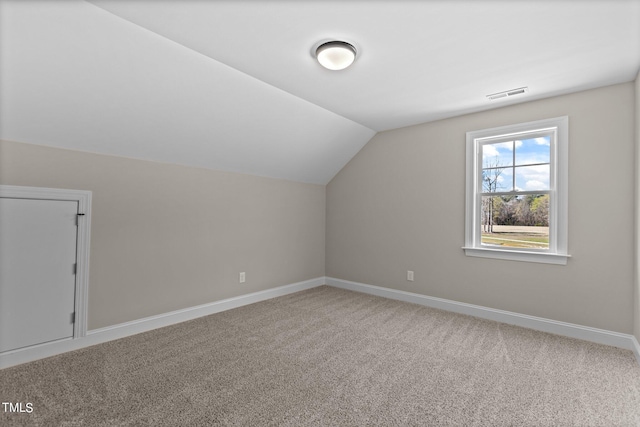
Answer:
[{"xmin": 1, "ymin": 1, "xmax": 639, "ymax": 184}]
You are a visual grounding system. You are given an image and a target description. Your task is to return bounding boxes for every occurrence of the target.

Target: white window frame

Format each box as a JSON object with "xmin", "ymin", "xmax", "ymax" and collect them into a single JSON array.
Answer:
[{"xmin": 463, "ymin": 116, "xmax": 569, "ymax": 265}]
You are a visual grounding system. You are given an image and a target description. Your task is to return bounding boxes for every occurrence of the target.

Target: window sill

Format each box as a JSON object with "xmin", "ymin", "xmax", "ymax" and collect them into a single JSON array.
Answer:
[{"xmin": 462, "ymin": 246, "xmax": 570, "ymax": 265}]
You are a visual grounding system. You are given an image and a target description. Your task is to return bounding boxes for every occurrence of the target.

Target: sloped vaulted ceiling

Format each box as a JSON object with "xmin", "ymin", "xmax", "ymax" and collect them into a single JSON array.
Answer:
[
  {"xmin": 0, "ymin": 0, "xmax": 375, "ymax": 184},
  {"xmin": 1, "ymin": 1, "xmax": 639, "ymax": 184}
]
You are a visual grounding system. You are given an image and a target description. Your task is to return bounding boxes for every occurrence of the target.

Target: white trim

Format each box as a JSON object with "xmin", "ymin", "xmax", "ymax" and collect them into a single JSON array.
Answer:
[
  {"xmin": 462, "ymin": 246, "xmax": 570, "ymax": 265},
  {"xmin": 0, "ymin": 277, "xmax": 324, "ymax": 369},
  {"xmin": 632, "ymin": 336, "xmax": 640, "ymax": 366},
  {"xmin": 4, "ymin": 275, "xmax": 637, "ymax": 369},
  {"xmin": 0, "ymin": 185, "xmax": 92, "ymax": 340},
  {"xmin": 326, "ymin": 277, "xmax": 640, "ymax": 360},
  {"xmin": 464, "ymin": 116, "xmax": 569, "ymax": 264}
]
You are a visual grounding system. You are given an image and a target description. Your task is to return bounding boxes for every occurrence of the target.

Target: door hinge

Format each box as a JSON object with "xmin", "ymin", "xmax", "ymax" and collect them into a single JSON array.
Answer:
[
  {"xmin": 71, "ymin": 312, "xmax": 75, "ymax": 324},
  {"xmin": 73, "ymin": 263, "xmax": 77, "ymax": 274}
]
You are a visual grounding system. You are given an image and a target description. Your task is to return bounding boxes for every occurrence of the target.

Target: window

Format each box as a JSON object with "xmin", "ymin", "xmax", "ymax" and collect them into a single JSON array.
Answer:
[{"xmin": 464, "ymin": 117, "xmax": 569, "ymax": 264}]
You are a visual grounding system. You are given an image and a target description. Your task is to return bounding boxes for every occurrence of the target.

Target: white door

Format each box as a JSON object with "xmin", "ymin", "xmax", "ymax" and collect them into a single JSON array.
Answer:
[{"xmin": 0, "ymin": 198, "xmax": 78, "ymax": 353}]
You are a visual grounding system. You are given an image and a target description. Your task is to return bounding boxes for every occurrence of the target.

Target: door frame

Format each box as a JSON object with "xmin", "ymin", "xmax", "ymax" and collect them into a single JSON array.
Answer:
[{"xmin": 0, "ymin": 185, "xmax": 91, "ymax": 340}]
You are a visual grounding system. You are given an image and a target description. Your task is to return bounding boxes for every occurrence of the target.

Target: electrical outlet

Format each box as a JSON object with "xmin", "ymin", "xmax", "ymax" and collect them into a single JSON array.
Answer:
[
  {"xmin": 239, "ymin": 272, "xmax": 246, "ymax": 283},
  {"xmin": 407, "ymin": 270, "xmax": 414, "ymax": 281}
]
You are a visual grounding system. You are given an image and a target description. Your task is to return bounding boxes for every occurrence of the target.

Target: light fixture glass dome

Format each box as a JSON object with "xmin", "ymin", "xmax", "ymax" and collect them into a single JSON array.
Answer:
[{"xmin": 316, "ymin": 41, "xmax": 356, "ymax": 71}]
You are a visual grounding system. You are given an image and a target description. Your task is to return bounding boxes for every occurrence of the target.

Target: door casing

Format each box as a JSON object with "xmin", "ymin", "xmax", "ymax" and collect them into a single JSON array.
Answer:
[{"xmin": 0, "ymin": 185, "xmax": 91, "ymax": 348}]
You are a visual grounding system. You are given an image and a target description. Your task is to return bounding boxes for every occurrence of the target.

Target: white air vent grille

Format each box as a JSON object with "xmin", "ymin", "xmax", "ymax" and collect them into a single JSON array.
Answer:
[{"xmin": 487, "ymin": 87, "xmax": 528, "ymax": 100}]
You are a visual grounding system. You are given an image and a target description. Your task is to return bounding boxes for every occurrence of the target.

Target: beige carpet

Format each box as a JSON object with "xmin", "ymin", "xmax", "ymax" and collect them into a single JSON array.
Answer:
[{"xmin": 1, "ymin": 285, "xmax": 640, "ymax": 426}]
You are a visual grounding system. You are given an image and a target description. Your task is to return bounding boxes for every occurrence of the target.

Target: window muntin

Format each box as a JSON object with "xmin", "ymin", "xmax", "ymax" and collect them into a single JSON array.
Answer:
[{"xmin": 464, "ymin": 117, "xmax": 569, "ymax": 264}]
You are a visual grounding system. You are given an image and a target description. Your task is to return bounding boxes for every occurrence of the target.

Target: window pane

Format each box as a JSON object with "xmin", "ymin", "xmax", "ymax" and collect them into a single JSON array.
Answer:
[
  {"xmin": 482, "ymin": 167, "xmax": 512, "ymax": 192},
  {"xmin": 515, "ymin": 136, "xmax": 550, "ymax": 166},
  {"xmin": 482, "ymin": 141, "xmax": 513, "ymax": 167},
  {"xmin": 515, "ymin": 164, "xmax": 550, "ymax": 191},
  {"xmin": 480, "ymin": 194, "xmax": 549, "ymax": 249}
]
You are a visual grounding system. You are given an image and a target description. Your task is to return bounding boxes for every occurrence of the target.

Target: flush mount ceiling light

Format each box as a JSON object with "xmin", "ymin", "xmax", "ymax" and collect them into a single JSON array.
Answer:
[{"xmin": 315, "ymin": 41, "xmax": 357, "ymax": 71}]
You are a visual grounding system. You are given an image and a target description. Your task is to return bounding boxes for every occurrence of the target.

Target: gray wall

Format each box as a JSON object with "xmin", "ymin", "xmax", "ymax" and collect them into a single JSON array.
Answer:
[
  {"xmin": 327, "ymin": 82, "xmax": 636, "ymax": 334},
  {"xmin": 1, "ymin": 81, "xmax": 637, "ymax": 337},
  {"xmin": 0, "ymin": 140, "xmax": 326, "ymax": 330}
]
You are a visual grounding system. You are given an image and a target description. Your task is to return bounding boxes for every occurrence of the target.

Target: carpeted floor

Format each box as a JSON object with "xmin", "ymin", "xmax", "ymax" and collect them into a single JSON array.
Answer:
[{"xmin": 1, "ymin": 285, "xmax": 640, "ymax": 426}]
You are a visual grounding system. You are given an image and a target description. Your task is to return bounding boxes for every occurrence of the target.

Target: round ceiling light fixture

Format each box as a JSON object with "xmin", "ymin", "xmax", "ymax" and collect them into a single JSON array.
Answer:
[{"xmin": 315, "ymin": 41, "xmax": 357, "ymax": 71}]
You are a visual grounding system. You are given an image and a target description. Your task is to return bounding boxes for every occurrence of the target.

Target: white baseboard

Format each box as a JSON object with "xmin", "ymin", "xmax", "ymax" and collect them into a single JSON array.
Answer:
[
  {"xmin": 0, "ymin": 277, "xmax": 325, "ymax": 369},
  {"xmin": 4, "ymin": 276, "xmax": 638, "ymax": 369},
  {"xmin": 632, "ymin": 336, "xmax": 640, "ymax": 366},
  {"xmin": 326, "ymin": 277, "xmax": 640, "ymax": 360}
]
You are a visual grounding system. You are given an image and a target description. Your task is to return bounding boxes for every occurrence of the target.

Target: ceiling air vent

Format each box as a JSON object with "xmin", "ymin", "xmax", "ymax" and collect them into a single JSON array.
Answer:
[{"xmin": 486, "ymin": 87, "xmax": 529, "ymax": 101}]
